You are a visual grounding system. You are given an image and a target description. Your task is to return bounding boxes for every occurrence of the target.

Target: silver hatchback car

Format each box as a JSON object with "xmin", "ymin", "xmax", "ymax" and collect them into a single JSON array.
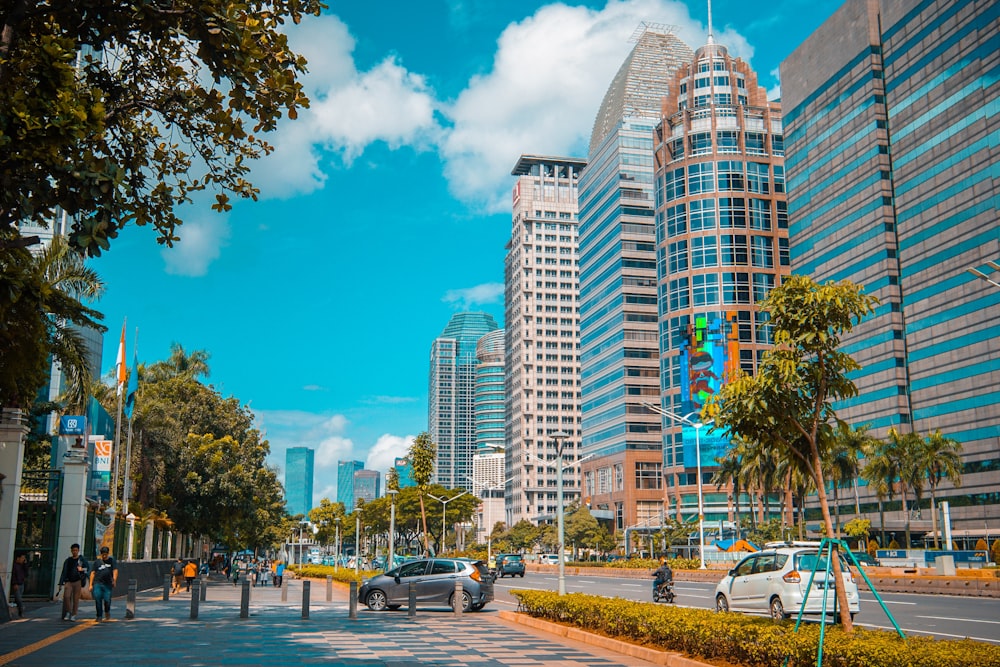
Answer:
[
  {"xmin": 359, "ymin": 558, "xmax": 493, "ymax": 612},
  {"xmin": 714, "ymin": 543, "xmax": 861, "ymax": 621}
]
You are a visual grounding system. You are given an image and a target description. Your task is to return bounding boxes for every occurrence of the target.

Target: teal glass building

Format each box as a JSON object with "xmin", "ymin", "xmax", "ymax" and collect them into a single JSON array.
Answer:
[
  {"xmin": 285, "ymin": 446, "xmax": 315, "ymax": 518},
  {"xmin": 782, "ymin": 0, "xmax": 999, "ymax": 535},
  {"xmin": 337, "ymin": 459, "xmax": 363, "ymax": 513},
  {"xmin": 474, "ymin": 329, "xmax": 505, "ymax": 451}
]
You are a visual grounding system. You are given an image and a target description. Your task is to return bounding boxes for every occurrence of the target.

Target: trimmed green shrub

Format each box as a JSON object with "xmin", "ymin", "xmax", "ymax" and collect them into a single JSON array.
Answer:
[
  {"xmin": 991, "ymin": 539, "xmax": 1000, "ymax": 566},
  {"xmin": 511, "ymin": 590, "xmax": 1000, "ymax": 667},
  {"xmin": 285, "ymin": 564, "xmax": 365, "ymax": 583}
]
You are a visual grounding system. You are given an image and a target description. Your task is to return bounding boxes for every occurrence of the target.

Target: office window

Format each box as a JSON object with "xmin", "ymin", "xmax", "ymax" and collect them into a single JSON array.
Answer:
[
  {"xmin": 746, "ymin": 162, "xmax": 770, "ymax": 194},
  {"xmin": 776, "ymin": 201, "xmax": 788, "ymax": 229},
  {"xmin": 717, "ymin": 161, "xmax": 744, "ymax": 191},
  {"xmin": 668, "ymin": 240, "xmax": 688, "ymax": 272},
  {"xmin": 717, "ymin": 130, "xmax": 738, "ymax": 152},
  {"xmin": 773, "ymin": 166, "xmax": 785, "ymax": 193},
  {"xmin": 753, "ymin": 273, "xmax": 775, "ymax": 302},
  {"xmin": 745, "ymin": 132, "xmax": 766, "ymax": 155},
  {"xmin": 669, "ymin": 137, "xmax": 684, "ymax": 160},
  {"xmin": 664, "ymin": 167, "xmax": 685, "ymax": 201},
  {"xmin": 689, "ymin": 199, "xmax": 716, "ymax": 231},
  {"xmin": 722, "ymin": 272, "xmax": 751, "ymax": 304},
  {"xmin": 614, "ymin": 463, "xmax": 624, "ymax": 491},
  {"xmin": 690, "ymin": 236, "xmax": 718, "ymax": 268},
  {"xmin": 751, "ymin": 236, "xmax": 774, "ymax": 268},
  {"xmin": 692, "ymin": 273, "xmax": 720, "ymax": 306},
  {"xmin": 669, "ymin": 278, "xmax": 689, "ymax": 311},
  {"xmin": 688, "ymin": 162, "xmax": 715, "ymax": 194},
  {"xmin": 771, "ymin": 134, "xmax": 784, "ymax": 155},
  {"xmin": 735, "ymin": 310, "xmax": 752, "ymax": 342},
  {"xmin": 635, "ymin": 462, "xmax": 663, "ymax": 490},
  {"xmin": 719, "ymin": 197, "xmax": 746, "ymax": 228},
  {"xmin": 690, "ymin": 132, "xmax": 712, "ymax": 154},
  {"xmin": 667, "ymin": 204, "xmax": 687, "ymax": 237},
  {"xmin": 749, "ymin": 199, "xmax": 771, "ymax": 231},
  {"xmin": 779, "ymin": 237, "xmax": 790, "ymax": 266},
  {"xmin": 720, "ymin": 234, "xmax": 748, "ymax": 265}
]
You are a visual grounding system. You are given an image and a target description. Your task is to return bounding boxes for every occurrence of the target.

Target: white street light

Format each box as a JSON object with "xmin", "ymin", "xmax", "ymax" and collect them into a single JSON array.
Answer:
[
  {"xmin": 427, "ymin": 490, "xmax": 471, "ymax": 555},
  {"xmin": 334, "ymin": 517, "xmax": 341, "ymax": 571},
  {"xmin": 967, "ymin": 260, "xmax": 1000, "ymax": 289},
  {"xmin": 126, "ymin": 512, "xmax": 137, "ymax": 562},
  {"xmin": 387, "ymin": 489, "xmax": 398, "ymax": 569},
  {"xmin": 355, "ymin": 515, "xmax": 361, "ymax": 576},
  {"xmin": 550, "ymin": 431, "xmax": 570, "ymax": 595},
  {"xmin": 643, "ymin": 402, "xmax": 710, "ymax": 570}
]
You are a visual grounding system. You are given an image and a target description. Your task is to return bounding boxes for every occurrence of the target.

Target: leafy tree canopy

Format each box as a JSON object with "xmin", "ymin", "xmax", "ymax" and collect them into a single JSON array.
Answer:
[{"xmin": 0, "ymin": 0, "xmax": 324, "ymax": 256}]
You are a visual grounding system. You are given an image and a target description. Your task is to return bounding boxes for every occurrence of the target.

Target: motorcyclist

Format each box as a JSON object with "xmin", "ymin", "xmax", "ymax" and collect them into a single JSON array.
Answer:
[{"xmin": 652, "ymin": 557, "xmax": 673, "ymax": 598}]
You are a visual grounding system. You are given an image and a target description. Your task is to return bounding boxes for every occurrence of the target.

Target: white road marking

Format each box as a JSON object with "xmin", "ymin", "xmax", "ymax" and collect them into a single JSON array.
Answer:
[
  {"xmin": 621, "ymin": 584, "xmax": 642, "ymax": 588},
  {"xmin": 578, "ymin": 580, "xmax": 596, "ymax": 584},
  {"xmin": 917, "ymin": 615, "xmax": 1000, "ymax": 625},
  {"xmin": 858, "ymin": 597, "xmax": 916, "ymax": 605}
]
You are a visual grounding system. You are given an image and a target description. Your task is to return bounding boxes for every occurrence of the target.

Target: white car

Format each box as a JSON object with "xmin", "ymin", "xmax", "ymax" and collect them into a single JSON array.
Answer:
[
  {"xmin": 714, "ymin": 543, "xmax": 860, "ymax": 621},
  {"xmin": 540, "ymin": 554, "xmax": 562, "ymax": 565}
]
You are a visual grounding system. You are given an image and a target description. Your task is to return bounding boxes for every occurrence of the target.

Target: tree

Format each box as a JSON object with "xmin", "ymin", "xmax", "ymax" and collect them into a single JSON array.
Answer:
[
  {"xmin": 386, "ymin": 466, "xmax": 400, "ymax": 493},
  {"xmin": 0, "ymin": 233, "xmax": 106, "ymax": 408},
  {"xmin": 712, "ymin": 444, "xmax": 745, "ymax": 534},
  {"xmin": 824, "ymin": 424, "xmax": 867, "ymax": 536},
  {"xmin": 917, "ymin": 430, "xmax": 962, "ymax": 549},
  {"xmin": 564, "ymin": 504, "xmax": 602, "ymax": 559},
  {"xmin": 707, "ymin": 275, "xmax": 878, "ymax": 632},
  {"xmin": 409, "ymin": 432, "xmax": 436, "ymax": 556},
  {"xmin": 868, "ymin": 427, "xmax": 922, "ymax": 548},
  {"xmin": 145, "ymin": 343, "xmax": 211, "ymax": 382},
  {"xmin": 0, "ymin": 0, "xmax": 324, "ymax": 256}
]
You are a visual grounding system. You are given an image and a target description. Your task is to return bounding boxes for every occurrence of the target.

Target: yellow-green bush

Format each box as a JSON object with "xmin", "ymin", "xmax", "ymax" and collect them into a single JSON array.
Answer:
[
  {"xmin": 285, "ymin": 564, "xmax": 365, "ymax": 583},
  {"xmin": 572, "ymin": 557, "xmax": 702, "ymax": 570},
  {"xmin": 511, "ymin": 590, "xmax": 1000, "ymax": 667}
]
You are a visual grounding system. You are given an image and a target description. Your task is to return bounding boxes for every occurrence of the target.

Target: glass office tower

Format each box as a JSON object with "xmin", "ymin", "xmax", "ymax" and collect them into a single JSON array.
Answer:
[{"xmin": 285, "ymin": 447, "xmax": 315, "ymax": 518}]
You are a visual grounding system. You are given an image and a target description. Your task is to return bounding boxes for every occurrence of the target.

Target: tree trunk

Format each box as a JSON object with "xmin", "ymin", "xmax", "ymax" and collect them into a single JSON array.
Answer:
[
  {"xmin": 833, "ymin": 485, "xmax": 841, "ymax": 538},
  {"xmin": 418, "ymin": 492, "xmax": 430, "ymax": 556},
  {"xmin": 901, "ymin": 485, "xmax": 911, "ymax": 548},
  {"xmin": 853, "ymin": 479, "xmax": 861, "ymax": 516},
  {"xmin": 930, "ymin": 483, "xmax": 940, "ymax": 549},
  {"xmin": 878, "ymin": 499, "xmax": 886, "ymax": 548},
  {"xmin": 810, "ymin": 447, "xmax": 854, "ymax": 631}
]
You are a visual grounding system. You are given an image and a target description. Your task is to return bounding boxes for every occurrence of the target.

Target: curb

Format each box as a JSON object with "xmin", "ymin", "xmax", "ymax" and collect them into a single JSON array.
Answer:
[{"xmin": 497, "ymin": 610, "xmax": 713, "ymax": 667}]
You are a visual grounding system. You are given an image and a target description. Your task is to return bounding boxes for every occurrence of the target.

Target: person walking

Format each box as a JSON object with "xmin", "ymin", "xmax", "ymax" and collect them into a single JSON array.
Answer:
[
  {"xmin": 183, "ymin": 559, "xmax": 198, "ymax": 592},
  {"xmin": 171, "ymin": 557, "xmax": 185, "ymax": 594},
  {"xmin": 10, "ymin": 553, "xmax": 28, "ymax": 619},
  {"xmin": 57, "ymin": 543, "xmax": 88, "ymax": 621},
  {"xmin": 275, "ymin": 561, "xmax": 285, "ymax": 588},
  {"xmin": 90, "ymin": 546, "xmax": 117, "ymax": 622}
]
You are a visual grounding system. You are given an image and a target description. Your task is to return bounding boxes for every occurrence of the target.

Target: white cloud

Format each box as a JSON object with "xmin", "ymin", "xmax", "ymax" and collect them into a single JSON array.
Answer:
[
  {"xmin": 365, "ymin": 433, "xmax": 416, "ymax": 477},
  {"xmin": 161, "ymin": 210, "xmax": 230, "ymax": 276},
  {"xmin": 443, "ymin": 282, "xmax": 504, "ymax": 309},
  {"xmin": 767, "ymin": 67, "xmax": 781, "ymax": 101}
]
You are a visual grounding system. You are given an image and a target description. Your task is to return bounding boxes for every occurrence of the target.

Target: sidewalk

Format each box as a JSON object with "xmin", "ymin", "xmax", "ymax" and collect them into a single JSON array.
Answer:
[{"xmin": 0, "ymin": 576, "xmax": 661, "ymax": 666}]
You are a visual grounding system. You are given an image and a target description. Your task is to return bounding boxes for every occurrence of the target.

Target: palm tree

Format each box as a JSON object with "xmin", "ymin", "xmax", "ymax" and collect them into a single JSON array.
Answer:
[
  {"xmin": 146, "ymin": 343, "xmax": 210, "ymax": 381},
  {"xmin": 824, "ymin": 424, "xmax": 867, "ymax": 537},
  {"xmin": 861, "ymin": 437, "xmax": 894, "ymax": 547},
  {"xmin": 409, "ymin": 432, "xmax": 436, "ymax": 556},
  {"xmin": 917, "ymin": 430, "xmax": 963, "ymax": 549},
  {"xmin": 712, "ymin": 444, "xmax": 745, "ymax": 536},
  {"xmin": 865, "ymin": 427, "xmax": 922, "ymax": 547}
]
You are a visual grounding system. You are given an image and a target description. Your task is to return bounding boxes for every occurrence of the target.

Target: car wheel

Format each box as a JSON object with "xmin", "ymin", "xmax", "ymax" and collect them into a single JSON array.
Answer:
[
  {"xmin": 449, "ymin": 590, "xmax": 472, "ymax": 612},
  {"xmin": 366, "ymin": 589, "xmax": 388, "ymax": 611},
  {"xmin": 769, "ymin": 597, "xmax": 787, "ymax": 621},
  {"xmin": 519, "ymin": 573, "xmax": 524, "ymax": 578},
  {"xmin": 715, "ymin": 594, "xmax": 729, "ymax": 613},
  {"xmin": 387, "ymin": 605, "xmax": 401, "ymax": 611},
  {"xmin": 470, "ymin": 603, "xmax": 484, "ymax": 612}
]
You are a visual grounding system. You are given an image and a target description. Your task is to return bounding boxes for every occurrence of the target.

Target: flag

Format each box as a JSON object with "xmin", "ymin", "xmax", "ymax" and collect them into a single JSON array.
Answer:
[
  {"xmin": 124, "ymin": 351, "xmax": 138, "ymax": 420},
  {"xmin": 115, "ymin": 320, "xmax": 127, "ymax": 395}
]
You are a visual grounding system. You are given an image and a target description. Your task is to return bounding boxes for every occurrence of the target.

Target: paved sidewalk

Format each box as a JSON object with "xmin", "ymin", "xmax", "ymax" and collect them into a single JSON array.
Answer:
[{"xmin": 0, "ymin": 576, "xmax": 659, "ymax": 666}]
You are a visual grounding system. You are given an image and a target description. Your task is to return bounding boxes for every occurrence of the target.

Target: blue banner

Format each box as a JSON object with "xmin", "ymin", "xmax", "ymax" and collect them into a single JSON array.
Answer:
[{"xmin": 59, "ymin": 415, "xmax": 87, "ymax": 435}]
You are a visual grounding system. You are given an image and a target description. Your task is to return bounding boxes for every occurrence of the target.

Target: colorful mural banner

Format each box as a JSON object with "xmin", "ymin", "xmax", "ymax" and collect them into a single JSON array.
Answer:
[{"xmin": 679, "ymin": 314, "xmax": 736, "ymax": 468}]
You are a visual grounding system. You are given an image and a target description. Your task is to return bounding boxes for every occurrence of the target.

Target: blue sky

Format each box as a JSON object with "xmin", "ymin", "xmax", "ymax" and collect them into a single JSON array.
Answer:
[{"xmin": 95, "ymin": 0, "xmax": 842, "ymax": 506}]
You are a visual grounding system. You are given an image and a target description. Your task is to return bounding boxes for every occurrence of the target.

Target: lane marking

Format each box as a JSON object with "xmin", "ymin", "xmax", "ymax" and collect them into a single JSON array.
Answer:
[
  {"xmin": 0, "ymin": 620, "xmax": 94, "ymax": 665},
  {"xmin": 917, "ymin": 615, "xmax": 1000, "ymax": 625},
  {"xmin": 858, "ymin": 598, "xmax": 916, "ymax": 605},
  {"xmin": 855, "ymin": 622, "xmax": 1000, "ymax": 645}
]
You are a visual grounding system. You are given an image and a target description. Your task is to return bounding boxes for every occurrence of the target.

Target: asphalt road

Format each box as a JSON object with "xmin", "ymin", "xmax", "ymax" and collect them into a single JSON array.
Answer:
[{"xmin": 490, "ymin": 572, "xmax": 1000, "ymax": 644}]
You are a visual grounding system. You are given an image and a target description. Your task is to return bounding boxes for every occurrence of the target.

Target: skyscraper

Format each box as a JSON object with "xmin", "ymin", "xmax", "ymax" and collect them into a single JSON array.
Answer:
[
  {"xmin": 781, "ymin": 0, "xmax": 999, "ymax": 535},
  {"xmin": 393, "ymin": 457, "xmax": 416, "ymax": 489},
  {"xmin": 653, "ymin": 37, "xmax": 788, "ymax": 527},
  {"xmin": 285, "ymin": 447, "xmax": 315, "ymax": 517},
  {"xmin": 474, "ymin": 329, "xmax": 506, "ymax": 452},
  {"xmin": 504, "ymin": 154, "xmax": 586, "ymax": 526},
  {"xmin": 337, "ymin": 460, "xmax": 364, "ymax": 513},
  {"xmin": 353, "ymin": 469, "xmax": 381, "ymax": 505},
  {"xmin": 578, "ymin": 25, "xmax": 693, "ymax": 534},
  {"xmin": 429, "ymin": 312, "xmax": 500, "ymax": 489}
]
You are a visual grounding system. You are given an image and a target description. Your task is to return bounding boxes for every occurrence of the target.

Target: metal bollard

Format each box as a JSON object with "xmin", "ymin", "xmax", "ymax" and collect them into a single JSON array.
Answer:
[
  {"xmin": 301, "ymin": 580, "xmax": 310, "ymax": 619},
  {"xmin": 190, "ymin": 579, "xmax": 200, "ymax": 620},
  {"xmin": 453, "ymin": 580, "xmax": 463, "ymax": 617},
  {"xmin": 281, "ymin": 580, "xmax": 288, "ymax": 602},
  {"xmin": 163, "ymin": 573, "xmax": 172, "ymax": 601},
  {"xmin": 126, "ymin": 579, "xmax": 137, "ymax": 619},
  {"xmin": 240, "ymin": 579, "xmax": 250, "ymax": 619},
  {"xmin": 326, "ymin": 575, "xmax": 333, "ymax": 602},
  {"xmin": 407, "ymin": 581, "xmax": 416, "ymax": 618},
  {"xmin": 200, "ymin": 574, "xmax": 207, "ymax": 601},
  {"xmin": 348, "ymin": 580, "xmax": 357, "ymax": 620}
]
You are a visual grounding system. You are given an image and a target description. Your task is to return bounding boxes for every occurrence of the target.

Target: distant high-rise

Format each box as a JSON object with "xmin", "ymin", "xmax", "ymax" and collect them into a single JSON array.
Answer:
[
  {"xmin": 429, "ymin": 312, "xmax": 500, "ymax": 489},
  {"xmin": 474, "ymin": 329, "xmax": 506, "ymax": 453},
  {"xmin": 393, "ymin": 457, "xmax": 416, "ymax": 489},
  {"xmin": 578, "ymin": 25, "xmax": 693, "ymax": 534},
  {"xmin": 652, "ymin": 36, "xmax": 788, "ymax": 527},
  {"xmin": 337, "ymin": 460, "xmax": 364, "ymax": 513},
  {"xmin": 353, "ymin": 469, "xmax": 381, "ymax": 505},
  {"xmin": 285, "ymin": 447, "xmax": 315, "ymax": 517},
  {"xmin": 504, "ymin": 154, "xmax": 586, "ymax": 526},
  {"xmin": 781, "ymin": 0, "xmax": 999, "ymax": 536}
]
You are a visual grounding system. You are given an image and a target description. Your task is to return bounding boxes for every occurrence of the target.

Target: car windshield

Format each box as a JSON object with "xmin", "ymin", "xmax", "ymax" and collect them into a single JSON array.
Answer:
[
  {"xmin": 796, "ymin": 552, "xmax": 850, "ymax": 573},
  {"xmin": 506, "ymin": 555, "xmax": 522, "ymax": 562}
]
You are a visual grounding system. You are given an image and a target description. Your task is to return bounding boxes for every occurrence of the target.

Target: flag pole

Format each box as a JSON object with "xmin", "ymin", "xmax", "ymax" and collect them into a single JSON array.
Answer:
[
  {"xmin": 109, "ymin": 318, "xmax": 126, "ymax": 515},
  {"xmin": 122, "ymin": 327, "xmax": 138, "ymax": 517}
]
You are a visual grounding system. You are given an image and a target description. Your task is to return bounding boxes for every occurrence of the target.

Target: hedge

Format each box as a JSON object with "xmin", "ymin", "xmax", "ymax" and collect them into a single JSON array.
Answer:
[
  {"xmin": 285, "ymin": 564, "xmax": 365, "ymax": 583},
  {"xmin": 511, "ymin": 590, "xmax": 1000, "ymax": 667},
  {"xmin": 567, "ymin": 557, "xmax": 703, "ymax": 570}
]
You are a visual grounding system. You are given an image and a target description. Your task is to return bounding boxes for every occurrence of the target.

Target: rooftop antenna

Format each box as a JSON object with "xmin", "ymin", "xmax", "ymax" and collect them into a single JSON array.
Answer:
[{"xmin": 706, "ymin": 0, "xmax": 715, "ymax": 44}]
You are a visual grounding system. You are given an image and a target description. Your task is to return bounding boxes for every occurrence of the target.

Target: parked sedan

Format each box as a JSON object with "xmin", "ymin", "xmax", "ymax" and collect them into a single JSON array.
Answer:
[
  {"xmin": 359, "ymin": 558, "xmax": 493, "ymax": 612},
  {"xmin": 714, "ymin": 544, "xmax": 861, "ymax": 621}
]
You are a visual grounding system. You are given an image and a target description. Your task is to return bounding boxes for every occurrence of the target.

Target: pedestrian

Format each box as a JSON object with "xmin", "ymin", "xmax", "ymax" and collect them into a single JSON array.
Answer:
[
  {"xmin": 90, "ymin": 546, "xmax": 117, "ymax": 622},
  {"xmin": 183, "ymin": 559, "xmax": 198, "ymax": 592},
  {"xmin": 171, "ymin": 557, "xmax": 185, "ymax": 594},
  {"xmin": 275, "ymin": 561, "xmax": 284, "ymax": 588},
  {"xmin": 11, "ymin": 553, "xmax": 28, "ymax": 619},
  {"xmin": 57, "ymin": 543, "xmax": 88, "ymax": 621},
  {"xmin": 249, "ymin": 560, "xmax": 259, "ymax": 587}
]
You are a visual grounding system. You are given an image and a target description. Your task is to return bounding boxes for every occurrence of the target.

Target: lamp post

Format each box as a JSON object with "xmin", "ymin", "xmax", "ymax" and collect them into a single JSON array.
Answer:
[
  {"xmin": 355, "ymin": 515, "xmax": 361, "ymax": 576},
  {"xmin": 966, "ymin": 260, "xmax": 1000, "ymax": 289},
  {"xmin": 126, "ymin": 512, "xmax": 137, "ymax": 561},
  {"xmin": 643, "ymin": 403, "xmax": 709, "ymax": 570},
  {"xmin": 387, "ymin": 489, "xmax": 398, "ymax": 569},
  {"xmin": 299, "ymin": 520, "xmax": 310, "ymax": 565},
  {"xmin": 427, "ymin": 490, "xmax": 471, "ymax": 555},
  {"xmin": 551, "ymin": 430, "xmax": 569, "ymax": 595},
  {"xmin": 334, "ymin": 517, "xmax": 341, "ymax": 571}
]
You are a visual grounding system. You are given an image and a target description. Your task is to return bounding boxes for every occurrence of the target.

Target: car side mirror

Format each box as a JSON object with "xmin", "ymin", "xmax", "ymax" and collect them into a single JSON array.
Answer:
[
  {"xmin": 394, "ymin": 575, "xmax": 400, "ymax": 584},
  {"xmin": 729, "ymin": 569, "xmax": 737, "ymax": 576}
]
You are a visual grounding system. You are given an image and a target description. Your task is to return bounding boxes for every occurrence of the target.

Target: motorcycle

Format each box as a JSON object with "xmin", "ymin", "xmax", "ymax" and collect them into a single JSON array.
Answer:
[{"xmin": 652, "ymin": 579, "xmax": 675, "ymax": 603}]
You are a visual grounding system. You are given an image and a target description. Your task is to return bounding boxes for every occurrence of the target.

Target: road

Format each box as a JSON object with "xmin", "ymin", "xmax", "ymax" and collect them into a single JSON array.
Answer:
[{"xmin": 490, "ymin": 572, "xmax": 1000, "ymax": 644}]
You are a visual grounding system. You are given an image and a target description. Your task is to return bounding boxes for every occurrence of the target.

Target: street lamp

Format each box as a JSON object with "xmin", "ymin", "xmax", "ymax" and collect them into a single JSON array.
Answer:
[
  {"xmin": 387, "ymin": 489, "xmax": 398, "ymax": 570},
  {"xmin": 966, "ymin": 260, "xmax": 1000, "ymax": 288},
  {"xmin": 334, "ymin": 517, "xmax": 341, "ymax": 571},
  {"xmin": 427, "ymin": 490, "xmax": 471, "ymax": 555},
  {"xmin": 355, "ymin": 514, "xmax": 361, "ymax": 576},
  {"xmin": 549, "ymin": 431, "xmax": 571, "ymax": 595},
  {"xmin": 643, "ymin": 402, "xmax": 709, "ymax": 570},
  {"xmin": 299, "ymin": 520, "xmax": 310, "ymax": 565},
  {"xmin": 126, "ymin": 512, "xmax": 137, "ymax": 561}
]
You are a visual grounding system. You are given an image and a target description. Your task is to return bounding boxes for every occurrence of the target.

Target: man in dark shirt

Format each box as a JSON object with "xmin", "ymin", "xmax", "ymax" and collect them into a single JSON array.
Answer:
[
  {"xmin": 58, "ymin": 543, "xmax": 88, "ymax": 621},
  {"xmin": 11, "ymin": 553, "xmax": 28, "ymax": 618},
  {"xmin": 90, "ymin": 546, "xmax": 117, "ymax": 622},
  {"xmin": 652, "ymin": 558, "xmax": 673, "ymax": 598}
]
